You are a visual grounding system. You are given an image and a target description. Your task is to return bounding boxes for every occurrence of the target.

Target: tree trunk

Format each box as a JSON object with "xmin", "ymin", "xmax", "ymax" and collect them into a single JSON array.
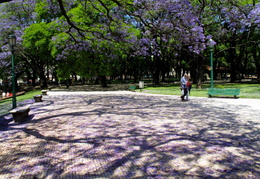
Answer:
[
  {"xmin": 194, "ymin": 55, "xmax": 204, "ymax": 89},
  {"xmin": 32, "ymin": 70, "xmax": 36, "ymax": 87},
  {"xmin": 40, "ymin": 70, "xmax": 47, "ymax": 88},
  {"xmin": 25, "ymin": 70, "xmax": 31, "ymax": 85},
  {"xmin": 52, "ymin": 71, "xmax": 59, "ymax": 85},
  {"xmin": 153, "ymin": 56, "xmax": 160, "ymax": 85},
  {"xmin": 253, "ymin": 44, "xmax": 260, "ymax": 80},
  {"xmin": 161, "ymin": 59, "xmax": 168, "ymax": 82},
  {"xmin": 239, "ymin": 44, "xmax": 247, "ymax": 78},
  {"xmin": 100, "ymin": 75, "xmax": 107, "ymax": 87},
  {"xmin": 228, "ymin": 41, "xmax": 237, "ymax": 83}
]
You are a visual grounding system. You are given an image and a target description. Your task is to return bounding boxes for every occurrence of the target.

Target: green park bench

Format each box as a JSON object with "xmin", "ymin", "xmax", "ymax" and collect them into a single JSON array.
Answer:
[
  {"xmin": 128, "ymin": 85, "xmax": 137, "ymax": 91},
  {"xmin": 208, "ymin": 88, "xmax": 240, "ymax": 98}
]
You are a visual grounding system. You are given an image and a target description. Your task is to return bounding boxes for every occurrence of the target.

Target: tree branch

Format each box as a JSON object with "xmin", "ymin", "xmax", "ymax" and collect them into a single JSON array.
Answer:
[
  {"xmin": 56, "ymin": 0, "xmax": 85, "ymax": 37},
  {"xmin": 0, "ymin": 0, "xmax": 12, "ymax": 3}
]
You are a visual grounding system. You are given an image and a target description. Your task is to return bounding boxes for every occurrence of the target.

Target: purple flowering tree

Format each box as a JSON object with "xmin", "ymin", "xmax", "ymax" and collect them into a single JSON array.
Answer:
[
  {"xmin": 0, "ymin": 0, "xmax": 38, "ymax": 86},
  {"xmin": 127, "ymin": 0, "xmax": 206, "ymax": 85},
  {"xmin": 1, "ymin": 0, "xmax": 61, "ymax": 88},
  {"xmin": 193, "ymin": 0, "xmax": 260, "ymax": 83},
  {"xmin": 47, "ymin": 0, "xmax": 139, "ymax": 86},
  {"xmin": 53, "ymin": 0, "xmax": 207, "ymax": 85},
  {"xmin": 1, "ymin": 0, "xmax": 259, "ymax": 88}
]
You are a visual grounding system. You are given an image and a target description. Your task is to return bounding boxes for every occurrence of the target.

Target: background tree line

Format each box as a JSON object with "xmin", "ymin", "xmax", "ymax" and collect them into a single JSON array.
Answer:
[{"xmin": 0, "ymin": 0, "xmax": 259, "ymax": 89}]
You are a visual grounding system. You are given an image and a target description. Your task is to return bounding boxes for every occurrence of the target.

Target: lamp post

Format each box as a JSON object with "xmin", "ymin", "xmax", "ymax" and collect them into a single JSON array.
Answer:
[
  {"xmin": 208, "ymin": 39, "xmax": 214, "ymax": 89},
  {"xmin": 8, "ymin": 35, "xmax": 17, "ymax": 109}
]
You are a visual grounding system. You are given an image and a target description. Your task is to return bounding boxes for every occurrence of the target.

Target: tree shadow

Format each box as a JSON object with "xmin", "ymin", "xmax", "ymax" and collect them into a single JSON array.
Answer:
[
  {"xmin": 0, "ymin": 114, "xmax": 13, "ymax": 131},
  {"xmin": 0, "ymin": 94, "xmax": 259, "ymax": 178}
]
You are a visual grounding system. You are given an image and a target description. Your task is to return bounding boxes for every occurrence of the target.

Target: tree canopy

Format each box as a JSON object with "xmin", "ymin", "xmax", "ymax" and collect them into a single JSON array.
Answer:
[{"xmin": 0, "ymin": 0, "xmax": 259, "ymax": 88}]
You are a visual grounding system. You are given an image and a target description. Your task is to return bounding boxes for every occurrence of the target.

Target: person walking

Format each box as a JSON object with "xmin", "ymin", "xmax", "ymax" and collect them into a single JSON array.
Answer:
[
  {"xmin": 185, "ymin": 77, "xmax": 192, "ymax": 101},
  {"xmin": 180, "ymin": 74, "xmax": 188, "ymax": 102}
]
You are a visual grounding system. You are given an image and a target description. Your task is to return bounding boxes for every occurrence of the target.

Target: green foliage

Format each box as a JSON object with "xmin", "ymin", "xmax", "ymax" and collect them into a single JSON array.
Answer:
[
  {"xmin": 22, "ymin": 23, "xmax": 52, "ymax": 54},
  {"xmin": 46, "ymin": 0, "xmax": 138, "ymax": 80},
  {"xmin": 1, "ymin": 0, "xmax": 259, "ymax": 87},
  {"xmin": 50, "ymin": 32, "xmax": 70, "ymax": 57},
  {"xmin": 35, "ymin": 1, "xmax": 49, "ymax": 23}
]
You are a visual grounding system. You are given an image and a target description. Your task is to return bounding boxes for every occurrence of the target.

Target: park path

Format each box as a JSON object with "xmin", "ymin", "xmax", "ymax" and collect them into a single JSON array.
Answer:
[{"xmin": 0, "ymin": 91, "xmax": 259, "ymax": 178}]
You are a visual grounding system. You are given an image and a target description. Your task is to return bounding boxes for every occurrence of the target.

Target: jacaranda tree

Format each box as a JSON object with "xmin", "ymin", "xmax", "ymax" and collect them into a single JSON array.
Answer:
[{"xmin": 1, "ymin": 0, "xmax": 260, "ymax": 88}]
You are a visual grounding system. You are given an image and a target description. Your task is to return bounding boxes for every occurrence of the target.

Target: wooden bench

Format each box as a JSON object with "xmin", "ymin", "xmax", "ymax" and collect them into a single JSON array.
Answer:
[
  {"xmin": 41, "ymin": 90, "xmax": 48, "ymax": 95},
  {"xmin": 33, "ymin": 94, "xmax": 42, "ymax": 102},
  {"xmin": 128, "ymin": 85, "xmax": 137, "ymax": 91},
  {"xmin": 208, "ymin": 88, "xmax": 240, "ymax": 98},
  {"xmin": 10, "ymin": 105, "xmax": 31, "ymax": 123}
]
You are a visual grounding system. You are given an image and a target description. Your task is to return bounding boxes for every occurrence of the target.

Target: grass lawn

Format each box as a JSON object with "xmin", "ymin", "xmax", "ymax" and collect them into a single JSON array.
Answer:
[
  {"xmin": 0, "ymin": 83, "xmax": 259, "ymax": 116},
  {"xmin": 0, "ymin": 90, "xmax": 41, "ymax": 104},
  {"xmin": 0, "ymin": 90, "xmax": 41, "ymax": 116},
  {"xmin": 140, "ymin": 83, "xmax": 260, "ymax": 99}
]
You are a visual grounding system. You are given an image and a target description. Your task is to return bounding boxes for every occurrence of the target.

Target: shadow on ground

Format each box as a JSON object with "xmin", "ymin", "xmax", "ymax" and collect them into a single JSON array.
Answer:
[
  {"xmin": 52, "ymin": 83, "xmax": 140, "ymax": 92},
  {"xmin": 0, "ymin": 94, "xmax": 259, "ymax": 178}
]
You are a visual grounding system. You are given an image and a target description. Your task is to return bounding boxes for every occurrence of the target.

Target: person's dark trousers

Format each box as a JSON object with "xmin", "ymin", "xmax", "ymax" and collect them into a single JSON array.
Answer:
[{"xmin": 181, "ymin": 88, "xmax": 188, "ymax": 101}]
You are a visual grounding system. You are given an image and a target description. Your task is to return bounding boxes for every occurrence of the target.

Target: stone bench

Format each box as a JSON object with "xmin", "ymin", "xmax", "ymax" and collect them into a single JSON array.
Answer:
[
  {"xmin": 41, "ymin": 90, "xmax": 48, "ymax": 95},
  {"xmin": 33, "ymin": 94, "xmax": 42, "ymax": 102},
  {"xmin": 10, "ymin": 105, "xmax": 31, "ymax": 123},
  {"xmin": 208, "ymin": 88, "xmax": 240, "ymax": 98}
]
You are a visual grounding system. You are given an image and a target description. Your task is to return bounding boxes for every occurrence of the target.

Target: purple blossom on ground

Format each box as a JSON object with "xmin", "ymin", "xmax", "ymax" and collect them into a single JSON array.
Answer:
[{"xmin": 0, "ymin": 93, "xmax": 260, "ymax": 178}]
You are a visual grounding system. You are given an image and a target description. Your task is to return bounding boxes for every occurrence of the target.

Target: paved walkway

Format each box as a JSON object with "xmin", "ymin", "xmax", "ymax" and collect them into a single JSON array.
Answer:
[{"xmin": 0, "ymin": 91, "xmax": 260, "ymax": 178}]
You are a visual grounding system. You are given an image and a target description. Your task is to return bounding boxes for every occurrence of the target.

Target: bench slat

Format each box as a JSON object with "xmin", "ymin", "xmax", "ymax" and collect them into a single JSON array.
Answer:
[
  {"xmin": 208, "ymin": 88, "xmax": 240, "ymax": 97},
  {"xmin": 128, "ymin": 86, "xmax": 137, "ymax": 91},
  {"xmin": 10, "ymin": 107, "xmax": 30, "ymax": 113}
]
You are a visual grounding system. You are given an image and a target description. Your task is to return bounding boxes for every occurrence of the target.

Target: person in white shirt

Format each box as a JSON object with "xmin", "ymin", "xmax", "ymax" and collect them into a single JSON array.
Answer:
[{"xmin": 180, "ymin": 74, "xmax": 188, "ymax": 101}]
